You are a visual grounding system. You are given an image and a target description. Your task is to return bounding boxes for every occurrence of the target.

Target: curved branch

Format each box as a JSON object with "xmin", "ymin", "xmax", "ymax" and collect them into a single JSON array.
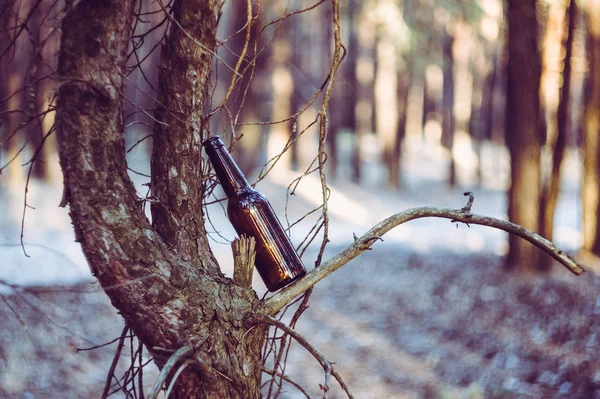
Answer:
[
  {"xmin": 147, "ymin": 346, "xmax": 193, "ymax": 399},
  {"xmin": 264, "ymin": 207, "xmax": 585, "ymax": 315},
  {"xmin": 262, "ymin": 368, "xmax": 311, "ymax": 398}
]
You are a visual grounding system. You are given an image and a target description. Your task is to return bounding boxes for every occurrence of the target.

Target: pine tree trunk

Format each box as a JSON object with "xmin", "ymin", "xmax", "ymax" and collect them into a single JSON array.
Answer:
[
  {"xmin": 395, "ymin": 66, "xmax": 411, "ymax": 189},
  {"xmin": 374, "ymin": 34, "xmax": 399, "ymax": 188},
  {"xmin": 350, "ymin": 0, "xmax": 371, "ymax": 182},
  {"xmin": 55, "ymin": 1, "xmax": 266, "ymax": 397},
  {"xmin": 441, "ymin": 31, "xmax": 456, "ymax": 188},
  {"xmin": 0, "ymin": 0, "xmax": 31, "ymax": 187},
  {"xmin": 505, "ymin": 0, "xmax": 543, "ymax": 272},
  {"xmin": 539, "ymin": 0, "xmax": 576, "ymax": 269}
]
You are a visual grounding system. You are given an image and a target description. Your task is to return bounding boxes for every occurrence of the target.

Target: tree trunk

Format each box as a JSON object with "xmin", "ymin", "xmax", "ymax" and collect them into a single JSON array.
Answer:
[
  {"xmin": 539, "ymin": 0, "xmax": 576, "ymax": 269},
  {"xmin": 29, "ymin": 0, "xmax": 56, "ymax": 180},
  {"xmin": 394, "ymin": 65, "xmax": 411, "ymax": 189},
  {"xmin": 351, "ymin": 0, "xmax": 375, "ymax": 182},
  {"xmin": 374, "ymin": 33, "xmax": 399, "ymax": 188},
  {"xmin": 55, "ymin": 1, "xmax": 265, "ymax": 397},
  {"xmin": 505, "ymin": 0, "xmax": 543, "ymax": 272},
  {"xmin": 441, "ymin": 30, "xmax": 456, "ymax": 188},
  {"xmin": 469, "ymin": 56, "xmax": 483, "ymax": 185},
  {"xmin": 421, "ymin": 69, "xmax": 436, "ymax": 138},
  {"xmin": 267, "ymin": 11, "xmax": 293, "ymax": 174},
  {"xmin": 583, "ymin": 0, "xmax": 600, "ymax": 255}
]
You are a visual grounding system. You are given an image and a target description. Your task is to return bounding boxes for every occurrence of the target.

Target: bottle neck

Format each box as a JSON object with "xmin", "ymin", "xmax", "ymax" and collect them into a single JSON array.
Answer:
[{"xmin": 203, "ymin": 136, "xmax": 251, "ymax": 197}]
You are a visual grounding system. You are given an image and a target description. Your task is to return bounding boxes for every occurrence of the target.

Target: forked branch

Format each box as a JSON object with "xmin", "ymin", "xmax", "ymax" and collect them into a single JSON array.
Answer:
[{"xmin": 264, "ymin": 199, "xmax": 585, "ymax": 315}]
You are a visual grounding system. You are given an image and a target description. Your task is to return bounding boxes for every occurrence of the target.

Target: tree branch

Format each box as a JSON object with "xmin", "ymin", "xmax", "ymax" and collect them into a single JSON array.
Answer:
[
  {"xmin": 150, "ymin": 0, "xmax": 221, "ymax": 270},
  {"xmin": 262, "ymin": 367, "xmax": 311, "ymax": 398},
  {"xmin": 264, "ymin": 206, "xmax": 585, "ymax": 315}
]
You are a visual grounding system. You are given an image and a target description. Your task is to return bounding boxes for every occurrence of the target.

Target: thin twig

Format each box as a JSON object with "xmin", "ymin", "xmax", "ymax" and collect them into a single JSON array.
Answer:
[
  {"xmin": 76, "ymin": 334, "xmax": 135, "ymax": 352},
  {"xmin": 102, "ymin": 325, "xmax": 130, "ymax": 398},
  {"xmin": 248, "ymin": 314, "xmax": 354, "ymax": 399},
  {"xmin": 138, "ymin": 340, "xmax": 145, "ymax": 399},
  {"xmin": 263, "ymin": 367, "xmax": 312, "ymax": 398}
]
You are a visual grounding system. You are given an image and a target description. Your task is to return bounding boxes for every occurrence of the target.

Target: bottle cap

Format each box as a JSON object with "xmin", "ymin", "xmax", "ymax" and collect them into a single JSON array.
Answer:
[{"xmin": 202, "ymin": 136, "xmax": 224, "ymax": 148}]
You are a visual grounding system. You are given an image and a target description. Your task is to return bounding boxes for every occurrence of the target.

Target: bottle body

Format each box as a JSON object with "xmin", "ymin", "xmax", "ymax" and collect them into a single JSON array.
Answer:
[
  {"xmin": 203, "ymin": 136, "xmax": 306, "ymax": 291},
  {"xmin": 227, "ymin": 188, "xmax": 306, "ymax": 291}
]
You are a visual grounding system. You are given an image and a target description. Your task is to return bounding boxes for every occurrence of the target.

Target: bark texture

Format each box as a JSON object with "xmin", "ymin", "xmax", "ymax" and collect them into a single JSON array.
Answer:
[
  {"xmin": 150, "ymin": 0, "xmax": 220, "ymax": 270},
  {"xmin": 55, "ymin": 1, "xmax": 265, "ymax": 397},
  {"xmin": 505, "ymin": 0, "xmax": 543, "ymax": 271}
]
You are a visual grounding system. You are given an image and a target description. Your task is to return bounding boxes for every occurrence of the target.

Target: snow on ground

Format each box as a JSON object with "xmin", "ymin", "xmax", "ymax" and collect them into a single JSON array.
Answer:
[
  {"xmin": 0, "ymin": 138, "xmax": 583, "ymax": 291},
  {"xmin": 0, "ymin": 139, "xmax": 595, "ymax": 397}
]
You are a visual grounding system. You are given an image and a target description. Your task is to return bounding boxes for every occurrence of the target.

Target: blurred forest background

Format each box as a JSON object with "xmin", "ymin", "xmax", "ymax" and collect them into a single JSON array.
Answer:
[
  {"xmin": 2, "ymin": 0, "xmax": 600, "ymax": 271},
  {"xmin": 2, "ymin": 0, "xmax": 600, "ymax": 397}
]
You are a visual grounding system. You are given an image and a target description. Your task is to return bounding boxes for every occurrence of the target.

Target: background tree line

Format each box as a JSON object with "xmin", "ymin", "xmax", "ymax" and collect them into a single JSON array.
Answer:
[{"xmin": 2, "ymin": 0, "xmax": 599, "ymax": 273}]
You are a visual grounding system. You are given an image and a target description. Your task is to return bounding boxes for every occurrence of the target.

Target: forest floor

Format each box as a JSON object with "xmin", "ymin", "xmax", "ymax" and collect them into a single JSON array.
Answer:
[
  {"xmin": 1, "ymin": 246, "xmax": 599, "ymax": 398},
  {"xmin": 1, "ymin": 143, "xmax": 599, "ymax": 398}
]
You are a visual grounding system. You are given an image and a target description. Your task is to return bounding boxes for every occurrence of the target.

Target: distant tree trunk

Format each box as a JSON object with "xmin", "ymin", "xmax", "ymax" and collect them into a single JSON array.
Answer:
[
  {"xmin": 505, "ymin": 0, "xmax": 543, "ymax": 272},
  {"xmin": 289, "ymin": 16, "xmax": 304, "ymax": 172},
  {"xmin": 374, "ymin": 33, "xmax": 399, "ymax": 188},
  {"xmin": 351, "ymin": 1, "xmax": 375, "ymax": 182},
  {"xmin": 421, "ymin": 70, "xmax": 435, "ymax": 136},
  {"xmin": 480, "ymin": 51, "xmax": 498, "ymax": 143},
  {"xmin": 583, "ymin": 0, "xmax": 600, "ymax": 255},
  {"xmin": 226, "ymin": 4, "xmax": 267, "ymax": 176},
  {"xmin": 395, "ymin": 65, "xmax": 411, "ymax": 189},
  {"xmin": 0, "ymin": 0, "xmax": 32, "ymax": 186},
  {"xmin": 469, "ymin": 57, "xmax": 483, "ymax": 185},
  {"xmin": 123, "ymin": 0, "xmax": 164, "ymax": 158},
  {"xmin": 267, "ymin": 14, "xmax": 293, "ymax": 172},
  {"xmin": 539, "ymin": 0, "xmax": 576, "ymax": 268},
  {"xmin": 441, "ymin": 30, "xmax": 456, "ymax": 187},
  {"xmin": 470, "ymin": 37, "xmax": 498, "ymax": 186},
  {"xmin": 349, "ymin": 0, "xmax": 362, "ymax": 181},
  {"xmin": 30, "ymin": 1, "xmax": 62, "ymax": 182}
]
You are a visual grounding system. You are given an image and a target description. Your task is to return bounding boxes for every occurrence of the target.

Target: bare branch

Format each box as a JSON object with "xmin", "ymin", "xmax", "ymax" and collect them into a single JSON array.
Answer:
[
  {"xmin": 264, "ymin": 206, "xmax": 585, "ymax": 315},
  {"xmin": 102, "ymin": 325, "xmax": 130, "ymax": 399},
  {"xmin": 262, "ymin": 367, "xmax": 311, "ymax": 398}
]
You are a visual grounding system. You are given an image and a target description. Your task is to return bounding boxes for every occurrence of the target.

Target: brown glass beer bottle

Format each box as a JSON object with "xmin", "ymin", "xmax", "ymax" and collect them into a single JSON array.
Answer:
[{"xmin": 203, "ymin": 136, "xmax": 306, "ymax": 291}]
